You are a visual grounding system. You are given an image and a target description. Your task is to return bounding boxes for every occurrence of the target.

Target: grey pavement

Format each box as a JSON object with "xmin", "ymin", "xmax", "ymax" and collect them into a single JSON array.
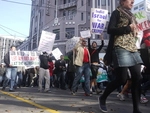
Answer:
[{"xmin": 0, "ymin": 87, "xmax": 149, "ymax": 113}]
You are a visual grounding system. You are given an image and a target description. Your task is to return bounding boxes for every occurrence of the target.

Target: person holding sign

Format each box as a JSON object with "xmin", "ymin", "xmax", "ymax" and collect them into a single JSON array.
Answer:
[
  {"xmin": 38, "ymin": 52, "xmax": 50, "ymax": 92},
  {"xmin": 71, "ymin": 38, "xmax": 91, "ymax": 96},
  {"xmin": 99, "ymin": 0, "xmax": 143, "ymax": 113},
  {"xmin": 2, "ymin": 45, "xmax": 17, "ymax": 92},
  {"xmin": 88, "ymin": 34, "xmax": 104, "ymax": 94}
]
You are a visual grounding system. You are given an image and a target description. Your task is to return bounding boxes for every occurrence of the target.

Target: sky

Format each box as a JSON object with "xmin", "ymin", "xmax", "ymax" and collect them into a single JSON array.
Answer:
[
  {"xmin": 0, "ymin": 0, "xmax": 31, "ymax": 38},
  {"xmin": 0, "ymin": 0, "xmax": 143, "ymax": 38}
]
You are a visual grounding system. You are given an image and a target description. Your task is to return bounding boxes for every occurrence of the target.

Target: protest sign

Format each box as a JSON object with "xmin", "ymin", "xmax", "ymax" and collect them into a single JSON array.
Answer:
[
  {"xmin": 38, "ymin": 30, "xmax": 56, "ymax": 54},
  {"xmin": 10, "ymin": 51, "xmax": 40, "ymax": 67},
  {"xmin": 80, "ymin": 30, "xmax": 91, "ymax": 38},
  {"xmin": 52, "ymin": 48, "xmax": 63, "ymax": 60},
  {"xmin": 66, "ymin": 36, "xmax": 80, "ymax": 53},
  {"xmin": 134, "ymin": 10, "xmax": 150, "ymax": 31},
  {"xmin": 90, "ymin": 8, "xmax": 108, "ymax": 35}
]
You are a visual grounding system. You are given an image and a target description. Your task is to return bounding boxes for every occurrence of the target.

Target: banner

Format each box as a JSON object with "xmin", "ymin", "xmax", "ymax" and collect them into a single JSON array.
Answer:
[
  {"xmin": 10, "ymin": 51, "xmax": 40, "ymax": 67},
  {"xmin": 134, "ymin": 10, "xmax": 150, "ymax": 31},
  {"xmin": 51, "ymin": 48, "xmax": 63, "ymax": 60},
  {"xmin": 90, "ymin": 8, "xmax": 108, "ymax": 35},
  {"xmin": 38, "ymin": 30, "xmax": 56, "ymax": 54},
  {"xmin": 66, "ymin": 36, "xmax": 80, "ymax": 53}
]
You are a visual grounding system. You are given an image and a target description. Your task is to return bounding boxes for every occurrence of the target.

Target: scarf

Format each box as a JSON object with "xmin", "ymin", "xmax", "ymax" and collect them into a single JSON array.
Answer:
[{"xmin": 117, "ymin": 6, "xmax": 137, "ymax": 24}]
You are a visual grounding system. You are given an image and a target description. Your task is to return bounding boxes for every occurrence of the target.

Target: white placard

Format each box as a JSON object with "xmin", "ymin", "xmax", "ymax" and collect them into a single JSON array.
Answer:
[
  {"xmin": 136, "ymin": 30, "xmax": 143, "ymax": 49},
  {"xmin": 9, "ymin": 51, "xmax": 40, "ymax": 67},
  {"xmin": 80, "ymin": 30, "xmax": 91, "ymax": 38},
  {"xmin": 90, "ymin": 8, "xmax": 108, "ymax": 35},
  {"xmin": 66, "ymin": 36, "xmax": 80, "ymax": 53},
  {"xmin": 52, "ymin": 48, "xmax": 63, "ymax": 60},
  {"xmin": 38, "ymin": 30, "xmax": 56, "ymax": 53}
]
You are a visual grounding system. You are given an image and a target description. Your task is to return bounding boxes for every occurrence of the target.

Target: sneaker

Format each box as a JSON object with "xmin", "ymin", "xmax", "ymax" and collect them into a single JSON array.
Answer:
[
  {"xmin": 71, "ymin": 91, "xmax": 76, "ymax": 95},
  {"xmin": 140, "ymin": 96, "xmax": 148, "ymax": 104},
  {"xmin": 117, "ymin": 93, "xmax": 125, "ymax": 101},
  {"xmin": 44, "ymin": 90, "xmax": 51, "ymax": 93},
  {"xmin": 98, "ymin": 97, "xmax": 108, "ymax": 113},
  {"xmin": 9, "ymin": 90, "xmax": 15, "ymax": 92},
  {"xmin": 84, "ymin": 93, "xmax": 92, "ymax": 96},
  {"xmin": 96, "ymin": 89, "xmax": 102, "ymax": 94}
]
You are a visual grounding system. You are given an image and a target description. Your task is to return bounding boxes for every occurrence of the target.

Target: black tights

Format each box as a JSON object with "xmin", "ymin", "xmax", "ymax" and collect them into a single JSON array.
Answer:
[{"xmin": 100, "ymin": 64, "xmax": 142, "ymax": 112}]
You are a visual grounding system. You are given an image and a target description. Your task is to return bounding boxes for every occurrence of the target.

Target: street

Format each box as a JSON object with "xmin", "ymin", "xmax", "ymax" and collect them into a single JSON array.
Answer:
[{"xmin": 0, "ymin": 87, "xmax": 149, "ymax": 113}]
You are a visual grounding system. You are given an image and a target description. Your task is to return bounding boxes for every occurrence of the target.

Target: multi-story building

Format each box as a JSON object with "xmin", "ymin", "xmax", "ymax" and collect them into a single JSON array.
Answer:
[
  {"xmin": 132, "ymin": 0, "xmax": 150, "ymax": 12},
  {"xmin": 27, "ymin": 0, "xmax": 120, "ymax": 54},
  {"xmin": 0, "ymin": 35, "xmax": 24, "ymax": 62}
]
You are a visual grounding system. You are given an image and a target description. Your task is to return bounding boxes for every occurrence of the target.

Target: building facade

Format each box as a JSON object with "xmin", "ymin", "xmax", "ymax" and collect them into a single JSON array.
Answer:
[
  {"xmin": 0, "ymin": 35, "xmax": 24, "ymax": 62},
  {"xmin": 132, "ymin": 0, "xmax": 150, "ymax": 12},
  {"xmin": 25, "ymin": 0, "xmax": 120, "ymax": 54}
]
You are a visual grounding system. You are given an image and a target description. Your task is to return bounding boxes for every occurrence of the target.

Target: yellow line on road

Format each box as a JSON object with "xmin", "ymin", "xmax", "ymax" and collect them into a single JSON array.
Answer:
[{"xmin": 0, "ymin": 91, "xmax": 60, "ymax": 113}]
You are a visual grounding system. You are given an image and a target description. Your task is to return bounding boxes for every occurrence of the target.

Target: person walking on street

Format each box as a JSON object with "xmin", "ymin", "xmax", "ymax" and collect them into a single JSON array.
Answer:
[
  {"xmin": 99, "ymin": 0, "xmax": 143, "ymax": 113},
  {"xmin": 2, "ymin": 45, "xmax": 17, "ymax": 92},
  {"xmin": 38, "ymin": 52, "xmax": 50, "ymax": 92},
  {"xmin": 71, "ymin": 38, "xmax": 91, "ymax": 96},
  {"xmin": 55, "ymin": 55, "xmax": 67, "ymax": 90},
  {"xmin": 88, "ymin": 34, "xmax": 104, "ymax": 94}
]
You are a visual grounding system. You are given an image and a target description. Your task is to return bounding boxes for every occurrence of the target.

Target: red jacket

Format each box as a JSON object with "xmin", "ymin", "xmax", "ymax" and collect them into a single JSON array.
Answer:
[{"xmin": 48, "ymin": 62, "xmax": 54, "ymax": 76}]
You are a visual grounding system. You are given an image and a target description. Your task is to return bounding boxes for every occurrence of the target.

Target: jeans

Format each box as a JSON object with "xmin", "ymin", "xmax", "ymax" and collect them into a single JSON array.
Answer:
[
  {"xmin": 72, "ymin": 63, "xmax": 91, "ymax": 94},
  {"xmin": 3, "ymin": 68, "xmax": 17, "ymax": 90},
  {"xmin": 15, "ymin": 72, "xmax": 23, "ymax": 87},
  {"xmin": 0, "ymin": 76, "xmax": 3, "ymax": 83},
  {"xmin": 57, "ymin": 71, "xmax": 66, "ymax": 89}
]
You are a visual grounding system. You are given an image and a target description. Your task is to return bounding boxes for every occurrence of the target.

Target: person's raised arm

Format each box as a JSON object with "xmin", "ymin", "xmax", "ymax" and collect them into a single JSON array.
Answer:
[{"xmin": 98, "ymin": 33, "xmax": 104, "ymax": 51}]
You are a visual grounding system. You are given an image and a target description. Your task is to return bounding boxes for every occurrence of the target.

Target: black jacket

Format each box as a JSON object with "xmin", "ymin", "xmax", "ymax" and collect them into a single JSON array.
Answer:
[
  {"xmin": 4, "ymin": 52, "xmax": 17, "ymax": 68},
  {"xmin": 55, "ymin": 59, "xmax": 66, "ymax": 72},
  {"xmin": 104, "ymin": 9, "xmax": 132, "ymax": 65},
  {"xmin": 39, "ymin": 54, "xmax": 49, "ymax": 69},
  {"xmin": 88, "ymin": 38, "xmax": 104, "ymax": 63}
]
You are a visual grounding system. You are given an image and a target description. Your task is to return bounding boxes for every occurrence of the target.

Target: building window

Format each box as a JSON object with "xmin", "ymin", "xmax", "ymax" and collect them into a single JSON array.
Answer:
[
  {"xmin": 88, "ymin": 0, "xmax": 90, "ymax": 6},
  {"xmin": 35, "ymin": 16, "xmax": 38, "ymax": 22},
  {"xmin": 88, "ymin": 12, "xmax": 90, "ymax": 20},
  {"xmin": 81, "ymin": 13, "xmax": 83, "ymax": 21},
  {"xmin": 102, "ymin": 0, "xmax": 106, "ymax": 6},
  {"xmin": 139, "ymin": 4, "xmax": 144, "ymax": 8},
  {"xmin": 81, "ymin": 0, "xmax": 83, "ymax": 6},
  {"xmin": 53, "ymin": 29, "xmax": 60, "ymax": 40},
  {"xmin": 66, "ymin": 28, "xmax": 75, "ymax": 39},
  {"xmin": 134, "ymin": 6, "xmax": 138, "ymax": 10},
  {"xmin": 64, "ymin": 0, "xmax": 66, "ymax": 4}
]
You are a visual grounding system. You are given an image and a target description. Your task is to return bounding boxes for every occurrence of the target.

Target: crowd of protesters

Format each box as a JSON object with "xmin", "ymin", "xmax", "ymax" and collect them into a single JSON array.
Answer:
[{"xmin": 0, "ymin": 37, "xmax": 150, "ymax": 113}]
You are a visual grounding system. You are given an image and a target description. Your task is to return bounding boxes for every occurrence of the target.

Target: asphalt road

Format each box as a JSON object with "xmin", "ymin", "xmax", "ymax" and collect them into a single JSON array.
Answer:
[{"xmin": 0, "ymin": 87, "xmax": 149, "ymax": 113}]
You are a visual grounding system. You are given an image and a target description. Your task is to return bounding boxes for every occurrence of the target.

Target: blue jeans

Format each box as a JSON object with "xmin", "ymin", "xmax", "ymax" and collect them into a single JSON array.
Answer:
[
  {"xmin": 57, "ymin": 71, "xmax": 66, "ymax": 89},
  {"xmin": 72, "ymin": 63, "xmax": 91, "ymax": 94},
  {"xmin": 3, "ymin": 68, "xmax": 17, "ymax": 90},
  {"xmin": 0, "ymin": 76, "xmax": 4, "ymax": 84},
  {"xmin": 15, "ymin": 72, "xmax": 23, "ymax": 87}
]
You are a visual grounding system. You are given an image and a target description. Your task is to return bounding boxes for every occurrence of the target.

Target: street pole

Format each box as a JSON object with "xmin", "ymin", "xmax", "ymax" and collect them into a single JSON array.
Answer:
[{"xmin": 92, "ymin": 0, "xmax": 96, "ymax": 39}]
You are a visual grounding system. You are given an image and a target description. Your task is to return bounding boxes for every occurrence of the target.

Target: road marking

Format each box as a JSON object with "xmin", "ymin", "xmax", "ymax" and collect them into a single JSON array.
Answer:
[{"xmin": 0, "ymin": 91, "xmax": 60, "ymax": 113}]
